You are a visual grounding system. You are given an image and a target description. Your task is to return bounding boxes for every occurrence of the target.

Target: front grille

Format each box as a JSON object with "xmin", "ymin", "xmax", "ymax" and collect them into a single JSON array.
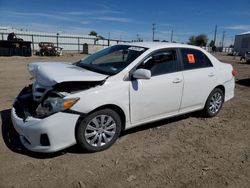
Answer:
[{"xmin": 36, "ymin": 88, "xmax": 46, "ymax": 92}]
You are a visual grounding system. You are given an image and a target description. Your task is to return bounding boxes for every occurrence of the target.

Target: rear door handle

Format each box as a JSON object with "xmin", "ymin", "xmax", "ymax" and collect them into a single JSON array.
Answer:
[{"xmin": 172, "ymin": 78, "xmax": 182, "ymax": 83}]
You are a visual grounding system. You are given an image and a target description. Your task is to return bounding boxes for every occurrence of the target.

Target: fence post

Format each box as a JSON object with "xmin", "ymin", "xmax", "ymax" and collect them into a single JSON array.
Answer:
[
  {"xmin": 56, "ymin": 33, "xmax": 59, "ymax": 47},
  {"xmin": 31, "ymin": 35, "xmax": 35, "ymax": 53},
  {"xmin": 78, "ymin": 37, "xmax": 80, "ymax": 53}
]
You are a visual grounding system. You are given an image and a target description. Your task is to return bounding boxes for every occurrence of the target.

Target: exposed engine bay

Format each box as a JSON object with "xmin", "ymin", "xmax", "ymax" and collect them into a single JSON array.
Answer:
[{"xmin": 14, "ymin": 80, "xmax": 104, "ymax": 120}]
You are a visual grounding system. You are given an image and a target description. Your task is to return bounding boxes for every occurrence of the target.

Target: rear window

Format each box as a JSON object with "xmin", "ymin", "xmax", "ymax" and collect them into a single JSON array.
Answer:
[{"xmin": 180, "ymin": 49, "xmax": 213, "ymax": 70}]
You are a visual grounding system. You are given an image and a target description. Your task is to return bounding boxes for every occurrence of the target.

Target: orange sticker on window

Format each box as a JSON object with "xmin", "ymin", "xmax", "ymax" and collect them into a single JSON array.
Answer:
[{"xmin": 187, "ymin": 54, "xmax": 195, "ymax": 64}]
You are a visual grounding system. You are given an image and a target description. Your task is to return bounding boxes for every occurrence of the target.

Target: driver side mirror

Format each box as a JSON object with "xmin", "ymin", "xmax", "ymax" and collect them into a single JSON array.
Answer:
[{"xmin": 132, "ymin": 69, "xmax": 151, "ymax": 80}]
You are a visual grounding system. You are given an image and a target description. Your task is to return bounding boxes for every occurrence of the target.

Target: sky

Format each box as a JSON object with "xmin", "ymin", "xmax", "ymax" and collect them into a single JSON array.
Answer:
[{"xmin": 1, "ymin": 0, "xmax": 250, "ymax": 46}]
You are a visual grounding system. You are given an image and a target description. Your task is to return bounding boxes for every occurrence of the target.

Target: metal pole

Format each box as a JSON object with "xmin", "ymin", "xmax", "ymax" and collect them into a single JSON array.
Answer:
[
  {"xmin": 170, "ymin": 30, "xmax": 173, "ymax": 42},
  {"xmin": 78, "ymin": 37, "xmax": 80, "ymax": 53},
  {"xmin": 152, "ymin": 23, "xmax": 155, "ymax": 41},
  {"xmin": 1, "ymin": 33, "xmax": 3, "ymax": 40},
  {"xmin": 222, "ymin": 31, "xmax": 226, "ymax": 48},
  {"xmin": 56, "ymin": 33, "xmax": 59, "ymax": 47},
  {"xmin": 213, "ymin": 25, "xmax": 217, "ymax": 45},
  {"xmin": 108, "ymin": 32, "xmax": 110, "ymax": 46},
  {"xmin": 31, "ymin": 35, "xmax": 35, "ymax": 53}
]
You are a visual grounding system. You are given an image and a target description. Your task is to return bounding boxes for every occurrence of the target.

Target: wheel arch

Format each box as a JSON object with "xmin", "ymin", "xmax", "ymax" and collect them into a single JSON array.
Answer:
[
  {"xmin": 74, "ymin": 104, "xmax": 127, "ymax": 137},
  {"xmin": 203, "ymin": 85, "xmax": 225, "ymax": 109},
  {"xmin": 214, "ymin": 85, "xmax": 225, "ymax": 100},
  {"xmin": 202, "ymin": 85, "xmax": 225, "ymax": 117}
]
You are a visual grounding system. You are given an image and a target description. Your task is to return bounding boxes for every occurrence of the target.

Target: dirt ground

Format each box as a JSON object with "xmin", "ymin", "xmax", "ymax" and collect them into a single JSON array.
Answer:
[{"xmin": 0, "ymin": 53, "xmax": 249, "ymax": 188}]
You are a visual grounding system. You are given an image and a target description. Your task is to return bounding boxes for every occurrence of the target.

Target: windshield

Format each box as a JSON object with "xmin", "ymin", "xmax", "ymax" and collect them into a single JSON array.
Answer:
[{"xmin": 76, "ymin": 45, "xmax": 147, "ymax": 75}]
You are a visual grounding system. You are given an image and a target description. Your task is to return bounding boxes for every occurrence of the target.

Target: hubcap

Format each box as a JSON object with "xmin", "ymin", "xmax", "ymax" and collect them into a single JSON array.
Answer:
[
  {"xmin": 209, "ymin": 92, "xmax": 222, "ymax": 114},
  {"xmin": 85, "ymin": 115, "xmax": 116, "ymax": 147}
]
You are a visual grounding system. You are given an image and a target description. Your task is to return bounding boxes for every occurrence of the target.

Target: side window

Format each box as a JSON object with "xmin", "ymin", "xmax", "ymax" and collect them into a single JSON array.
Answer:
[
  {"xmin": 180, "ymin": 49, "xmax": 213, "ymax": 70},
  {"xmin": 138, "ymin": 50, "xmax": 177, "ymax": 76}
]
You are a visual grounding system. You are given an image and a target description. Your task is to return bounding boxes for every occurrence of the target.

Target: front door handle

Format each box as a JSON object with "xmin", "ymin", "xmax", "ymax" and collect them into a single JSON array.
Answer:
[
  {"xmin": 172, "ymin": 78, "xmax": 182, "ymax": 83},
  {"xmin": 208, "ymin": 72, "xmax": 215, "ymax": 77}
]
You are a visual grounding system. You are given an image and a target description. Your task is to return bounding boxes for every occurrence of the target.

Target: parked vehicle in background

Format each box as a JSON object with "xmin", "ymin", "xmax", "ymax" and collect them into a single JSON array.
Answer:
[
  {"xmin": 36, "ymin": 42, "xmax": 62, "ymax": 56},
  {"xmin": 245, "ymin": 51, "xmax": 250, "ymax": 63},
  {"xmin": 11, "ymin": 42, "xmax": 236, "ymax": 153}
]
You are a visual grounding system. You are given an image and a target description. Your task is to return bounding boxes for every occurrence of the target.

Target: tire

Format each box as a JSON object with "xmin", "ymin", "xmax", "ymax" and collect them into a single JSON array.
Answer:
[
  {"xmin": 76, "ymin": 109, "xmax": 122, "ymax": 152},
  {"xmin": 203, "ymin": 88, "xmax": 224, "ymax": 117}
]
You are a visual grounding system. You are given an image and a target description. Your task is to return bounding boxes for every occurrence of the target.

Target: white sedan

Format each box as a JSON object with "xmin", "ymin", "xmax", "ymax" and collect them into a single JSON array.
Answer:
[{"xmin": 11, "ymin": 42, "xmax": 235, "ymax": 153}]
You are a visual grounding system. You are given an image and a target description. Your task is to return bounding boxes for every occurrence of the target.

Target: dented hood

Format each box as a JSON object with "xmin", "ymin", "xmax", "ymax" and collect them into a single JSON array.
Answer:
[{"xmin": 28, "ymin": 62, "xmax": 107, "ymax": 86}]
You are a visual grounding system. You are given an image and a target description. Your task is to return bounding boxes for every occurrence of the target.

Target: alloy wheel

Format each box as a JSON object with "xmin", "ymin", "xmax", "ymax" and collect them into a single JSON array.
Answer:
[{"xmin": 84, "ymin": 115, "xmax": 117, "ymax": 147}]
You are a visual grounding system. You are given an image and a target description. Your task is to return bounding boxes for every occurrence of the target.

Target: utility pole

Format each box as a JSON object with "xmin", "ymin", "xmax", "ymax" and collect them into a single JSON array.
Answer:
[
  {"xmin": 222, "ymin": 31, "xmax": 226, "ymax": 48},
  {"xmin": 152, "ymin": 23, "xmax": 156, "ymax": 42},
  {"xmin": 231, "ymin": 36, "xmax": 235, "ymax": 46},
  {"xmin": 170, "ymin": 30, "xmax": 174, "ymax": 42},
  {"xmin": 213, "ymin": 25, "xmax": 217, "ymax": 45},
  {"xmin": 108, "ymin": 32, "xmax": 110, "ymax": 46}
]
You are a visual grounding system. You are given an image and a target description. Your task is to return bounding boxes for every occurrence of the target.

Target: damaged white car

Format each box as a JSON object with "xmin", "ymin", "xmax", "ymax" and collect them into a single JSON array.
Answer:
[{"xmin": 11, "ymin": 43, "xmax": 235, "ymax": 153}]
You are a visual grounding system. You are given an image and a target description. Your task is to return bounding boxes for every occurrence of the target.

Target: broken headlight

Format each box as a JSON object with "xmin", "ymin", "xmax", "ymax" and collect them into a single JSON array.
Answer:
[{"xmin": 36, "ymin": 97, "xmax": 79, "ymax": 117}]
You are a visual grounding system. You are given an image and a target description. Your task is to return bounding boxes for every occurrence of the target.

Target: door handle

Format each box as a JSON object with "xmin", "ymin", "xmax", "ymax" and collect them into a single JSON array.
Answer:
[
  {"xmin": 208, "ymin": 72, "xmax": 215, "ymax": 77},
  {"xmin": 172, "ymin": 78, "xmax": 182, "ymax": 83}
]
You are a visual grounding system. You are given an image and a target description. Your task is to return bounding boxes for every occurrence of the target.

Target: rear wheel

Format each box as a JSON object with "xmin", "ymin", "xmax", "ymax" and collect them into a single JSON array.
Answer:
[
  {"xmin": 203, "ymin": 88, "xmax": 224, "ymax": 117},
  {"xmin": 76, "ymin": 109, "xmax": 122, "ymax": 152}
]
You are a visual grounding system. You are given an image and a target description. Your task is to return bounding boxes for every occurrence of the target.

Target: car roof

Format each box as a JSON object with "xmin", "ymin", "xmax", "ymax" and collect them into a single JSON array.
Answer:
[
  {"xmin": 124, "ymin": 42, "xmax": 202, "ymax": 50},
  {"xmin": 124, "ymin": 42, "xmax": 203, "ymax": 51}
]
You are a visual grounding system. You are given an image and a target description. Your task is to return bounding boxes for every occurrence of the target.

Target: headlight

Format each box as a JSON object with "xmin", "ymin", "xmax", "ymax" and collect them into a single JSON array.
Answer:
[{"xmin": 36, "ymin": 97, "xmax": 79, "ymax": 117}]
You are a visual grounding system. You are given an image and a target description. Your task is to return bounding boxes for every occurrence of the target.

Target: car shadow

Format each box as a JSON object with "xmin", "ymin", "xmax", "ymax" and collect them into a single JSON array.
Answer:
[
  {"xmin": 121, "ymin": 114, "xmax": 190, "ymax": 137},
  {"xmin": 236, "ymin": 78, "xmax": 250, "ymax": 87},
  {"xmin": 1, "ymin": 108, "xmax": 197, "ymax": 159},
  {"xmin": 238, "ymin": 61, "xmax": 250, "ymax": 64}
]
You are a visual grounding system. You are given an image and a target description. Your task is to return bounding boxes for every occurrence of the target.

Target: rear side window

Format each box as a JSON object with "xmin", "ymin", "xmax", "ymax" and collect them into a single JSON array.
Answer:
[{"xmin": 180, "ymin": 49, "xmax": 213, "ymax": 70}]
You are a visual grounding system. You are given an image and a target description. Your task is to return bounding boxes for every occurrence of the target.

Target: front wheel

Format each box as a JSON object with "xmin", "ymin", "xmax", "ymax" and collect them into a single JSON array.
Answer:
[
  {"xmin": 76, "ymin": 109, "xmax": 122, "ymax": 152},
  {"xmin": 203, "ymin": 88, "xmax": 224, "ymax": 117}
]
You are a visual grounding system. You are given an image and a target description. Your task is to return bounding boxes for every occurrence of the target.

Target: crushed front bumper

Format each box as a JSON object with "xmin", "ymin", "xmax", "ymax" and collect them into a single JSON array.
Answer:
[
  {"xmin": 11, "ymin": 86, "xmax": 80, "ymax": 153},
  {"xmin": 11, "ymin": 107, "xmax": 80, "ymax": 153}
]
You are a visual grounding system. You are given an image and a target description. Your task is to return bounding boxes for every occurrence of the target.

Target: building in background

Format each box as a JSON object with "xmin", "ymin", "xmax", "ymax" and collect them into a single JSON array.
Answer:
[{"xmin": 234, "ymin": 31, "xmax": 250, "ymax": 56}]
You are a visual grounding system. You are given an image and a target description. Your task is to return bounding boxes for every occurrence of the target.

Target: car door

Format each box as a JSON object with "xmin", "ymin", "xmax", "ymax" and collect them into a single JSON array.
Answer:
[
  {"xmin": 129, "ymin": 49, "xmax": 184, "ymax": 124},
  {"xmin": 179, "ymin": 48, "xmax": 217, "ymax": 113}
]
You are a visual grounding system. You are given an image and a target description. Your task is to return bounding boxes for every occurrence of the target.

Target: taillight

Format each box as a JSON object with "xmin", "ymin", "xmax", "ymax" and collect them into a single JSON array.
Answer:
[{"xmin": 232, "ymin": 69, "xmax": 237, "ymax": 77}]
